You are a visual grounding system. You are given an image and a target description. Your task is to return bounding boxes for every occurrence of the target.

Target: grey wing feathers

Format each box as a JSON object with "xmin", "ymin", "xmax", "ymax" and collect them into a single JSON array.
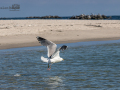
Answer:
[
  {"xmin": 50, "ymin": 45, "xmax": 68, "ymax": 59},
  {"xmin": 36, "ymin": 36, "xmax": 57, "ymax": 57},
  {"xmin": 47, "ymin": 43, "xmax": 57, "ymax": 57}
]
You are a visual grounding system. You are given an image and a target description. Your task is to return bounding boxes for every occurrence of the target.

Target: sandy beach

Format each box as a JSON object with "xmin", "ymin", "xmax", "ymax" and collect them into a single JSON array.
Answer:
[{"xmin": 0, "ymin": 20, "xmax": 120, "ymax": 49}]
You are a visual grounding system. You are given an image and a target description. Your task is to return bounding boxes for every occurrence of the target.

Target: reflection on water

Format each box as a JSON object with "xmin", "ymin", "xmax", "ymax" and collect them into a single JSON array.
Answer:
[
  {"xmin": 43, "ymin": 76, "xmax": 65, "ymax": 89},
  {"xmin": 0, "ymin": 40, "xmax": 120, "ymax": 89}
]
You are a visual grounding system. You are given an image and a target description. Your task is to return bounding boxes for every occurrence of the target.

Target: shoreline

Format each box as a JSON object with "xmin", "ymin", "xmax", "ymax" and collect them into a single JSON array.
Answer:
[
  {"xmin": 0, "ymin": 20, "xmax": 120, "ymax": 50},
  {"xmin": 0, "ymin": 36, "xmax": 120, "ymax": 50}
]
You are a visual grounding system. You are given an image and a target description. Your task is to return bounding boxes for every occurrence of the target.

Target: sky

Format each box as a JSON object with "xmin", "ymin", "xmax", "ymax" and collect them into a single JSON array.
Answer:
[{"xmin": 0, "ymin": 0, "xmax": 120, "ymax": 17}]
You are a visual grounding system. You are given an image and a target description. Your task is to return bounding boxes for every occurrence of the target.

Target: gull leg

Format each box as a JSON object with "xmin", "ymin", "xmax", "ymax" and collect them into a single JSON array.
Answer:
[
  {"xmin": 47, "ymin": 63, "xmax": 50, "ymax": 70},
  {"xmin": 49, "ymin": 63, "xmax": 53, "ymax": 70},
  {"xmin": 49, "ymin": 64, "xmax": 51, "ymax": 70}
]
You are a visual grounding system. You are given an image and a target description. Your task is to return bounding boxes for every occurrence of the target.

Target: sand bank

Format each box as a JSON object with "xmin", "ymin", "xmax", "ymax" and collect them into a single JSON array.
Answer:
[{"xmin": 0, "ymin": 20, "xmax": 120, "ymax": 49}]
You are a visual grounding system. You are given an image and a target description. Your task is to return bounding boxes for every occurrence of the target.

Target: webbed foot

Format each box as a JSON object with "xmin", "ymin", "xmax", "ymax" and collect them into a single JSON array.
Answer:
[{"xmin": 47, "ymin": 68, "xmax": 51, "ymax": 70}]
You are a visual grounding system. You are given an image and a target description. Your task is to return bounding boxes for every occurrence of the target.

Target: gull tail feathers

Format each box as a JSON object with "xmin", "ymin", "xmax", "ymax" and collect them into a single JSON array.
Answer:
[{"xmin": 41, "ymin": 56, "xmax": 48, "ymax": 63}]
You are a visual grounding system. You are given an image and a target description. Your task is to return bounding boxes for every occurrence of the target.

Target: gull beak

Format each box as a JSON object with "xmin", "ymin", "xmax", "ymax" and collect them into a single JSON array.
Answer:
[{"xmin": 63, "ymin": 59, "xmax": 64, "ymax": 61}]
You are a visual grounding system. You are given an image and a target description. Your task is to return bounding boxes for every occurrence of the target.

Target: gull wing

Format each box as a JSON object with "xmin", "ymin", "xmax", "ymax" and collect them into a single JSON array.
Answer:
[
  {"xmin": 50, "ymin": 45, "xmax": 68, "ymax": 59},
  {"xmin": 59, "ymin": 45, "xmax": 68, "ymax": 51},
  {"xmin": 36, "ymin": 36, "xmax": 57, "ymax": 57}
]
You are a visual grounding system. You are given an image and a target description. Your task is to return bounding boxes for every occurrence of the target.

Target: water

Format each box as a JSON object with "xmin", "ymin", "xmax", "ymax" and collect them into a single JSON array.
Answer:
[
  {"xmin": 0, "ymin": 15, "xmax": 120, "ymax": 20},
  {"xmin": 0, "ymin": 41, "xmax": 120, "ymax": 89}
]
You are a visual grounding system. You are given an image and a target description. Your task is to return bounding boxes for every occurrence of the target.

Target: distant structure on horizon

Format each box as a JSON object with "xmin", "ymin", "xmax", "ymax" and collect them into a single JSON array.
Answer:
[
  {"xmin": 0, "ymin": 14, "xmax": 112, "ymax": 20},
  {"xmin": 26, "ymin": 15, "xmax": 61, "ymax": 19},
  {"xmin": 70, "ymin": 14, "xmax": 111, "ymax": 19},
  {"xmin": 26, "ymin": 14, "xmax": 111, "ymax": 20}
]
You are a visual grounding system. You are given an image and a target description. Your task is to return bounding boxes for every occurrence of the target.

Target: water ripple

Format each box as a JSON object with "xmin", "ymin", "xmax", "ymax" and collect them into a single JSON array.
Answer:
[{"xmin": 0, "ymin": 42, "xmax": 120, "ymax": 89}]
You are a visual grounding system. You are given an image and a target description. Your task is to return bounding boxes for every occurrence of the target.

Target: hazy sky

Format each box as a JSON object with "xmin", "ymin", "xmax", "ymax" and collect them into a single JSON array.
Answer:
[{"xmin": 0, "ymin": 0, "xmax": 120, "ymax": 17}]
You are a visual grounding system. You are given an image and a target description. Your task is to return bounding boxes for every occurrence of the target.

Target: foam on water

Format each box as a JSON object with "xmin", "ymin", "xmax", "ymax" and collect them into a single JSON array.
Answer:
[{"xmin": 14, "ymin": 73, "xmax": 21, "ymax": 77}]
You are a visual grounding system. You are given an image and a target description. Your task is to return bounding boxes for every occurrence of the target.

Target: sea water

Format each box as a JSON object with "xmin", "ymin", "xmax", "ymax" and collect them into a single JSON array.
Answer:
[{"xmin": 0, "ymin": 40, "xmax": 120, "ymax": 90}]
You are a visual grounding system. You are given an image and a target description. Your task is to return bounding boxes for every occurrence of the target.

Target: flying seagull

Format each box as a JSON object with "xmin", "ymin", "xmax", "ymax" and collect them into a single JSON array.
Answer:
[{"xmin": 36, "ymin": 36, "xmax": 68, "ymax": 70}]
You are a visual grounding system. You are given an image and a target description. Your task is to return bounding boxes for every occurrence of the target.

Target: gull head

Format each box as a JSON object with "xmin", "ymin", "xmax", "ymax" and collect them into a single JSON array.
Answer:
[
  {"xmin": 61, "ymin": 58, "xmax": 64, "ymax": 61},
  {"xmin": 58, "ymin": 58, "xmax": 64, "ymax": 62}
]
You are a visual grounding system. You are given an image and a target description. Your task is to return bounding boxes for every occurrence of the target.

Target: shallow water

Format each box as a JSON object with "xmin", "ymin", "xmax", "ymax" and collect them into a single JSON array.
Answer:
[{"xmin": 0, "ymin": 41, "xmax": 120, "ymax": 89}]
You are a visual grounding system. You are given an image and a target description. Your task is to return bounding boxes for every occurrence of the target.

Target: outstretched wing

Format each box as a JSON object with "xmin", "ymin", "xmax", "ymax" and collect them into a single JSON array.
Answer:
[
  {"xmin": 36, "ymin": 36, "xmax": 57, "ymax": 57},
  {"xmin": 50, "ymin": 45, "xmax": 68, "ymax": 59}
]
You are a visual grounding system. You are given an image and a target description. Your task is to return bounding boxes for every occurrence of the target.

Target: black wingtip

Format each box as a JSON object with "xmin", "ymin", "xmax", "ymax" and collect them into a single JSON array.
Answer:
[
  {"xmin": 60, "ymin": 45, "xmax": 68, "ymax": 51},
  {"xmin": 36, "ymin": 36, "xmax": 46, "ymax": 41}
]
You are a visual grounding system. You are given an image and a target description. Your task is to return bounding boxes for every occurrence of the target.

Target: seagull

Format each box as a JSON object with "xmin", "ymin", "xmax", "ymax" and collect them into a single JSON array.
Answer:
[{"xmin": 36, "ymin": 36, "xmax": 68, "ymax": 70}]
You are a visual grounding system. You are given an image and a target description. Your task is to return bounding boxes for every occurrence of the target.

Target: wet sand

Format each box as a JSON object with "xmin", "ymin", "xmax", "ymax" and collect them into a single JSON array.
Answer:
[{"xmin": 0, "ymin": 20, "xmax": 120, "ymax": 49}]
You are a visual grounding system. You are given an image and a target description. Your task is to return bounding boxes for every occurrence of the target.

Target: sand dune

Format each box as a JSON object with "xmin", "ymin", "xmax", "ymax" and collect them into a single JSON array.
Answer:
[{"xmin": 0, "ymin": 20, "xmax": 120, "ymax": 49}]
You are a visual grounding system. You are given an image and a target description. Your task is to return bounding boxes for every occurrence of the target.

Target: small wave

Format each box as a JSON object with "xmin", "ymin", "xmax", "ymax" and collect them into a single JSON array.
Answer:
[{"xmin": 14, "ymin": 73, "xmax": 21, "ymax": 77}]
